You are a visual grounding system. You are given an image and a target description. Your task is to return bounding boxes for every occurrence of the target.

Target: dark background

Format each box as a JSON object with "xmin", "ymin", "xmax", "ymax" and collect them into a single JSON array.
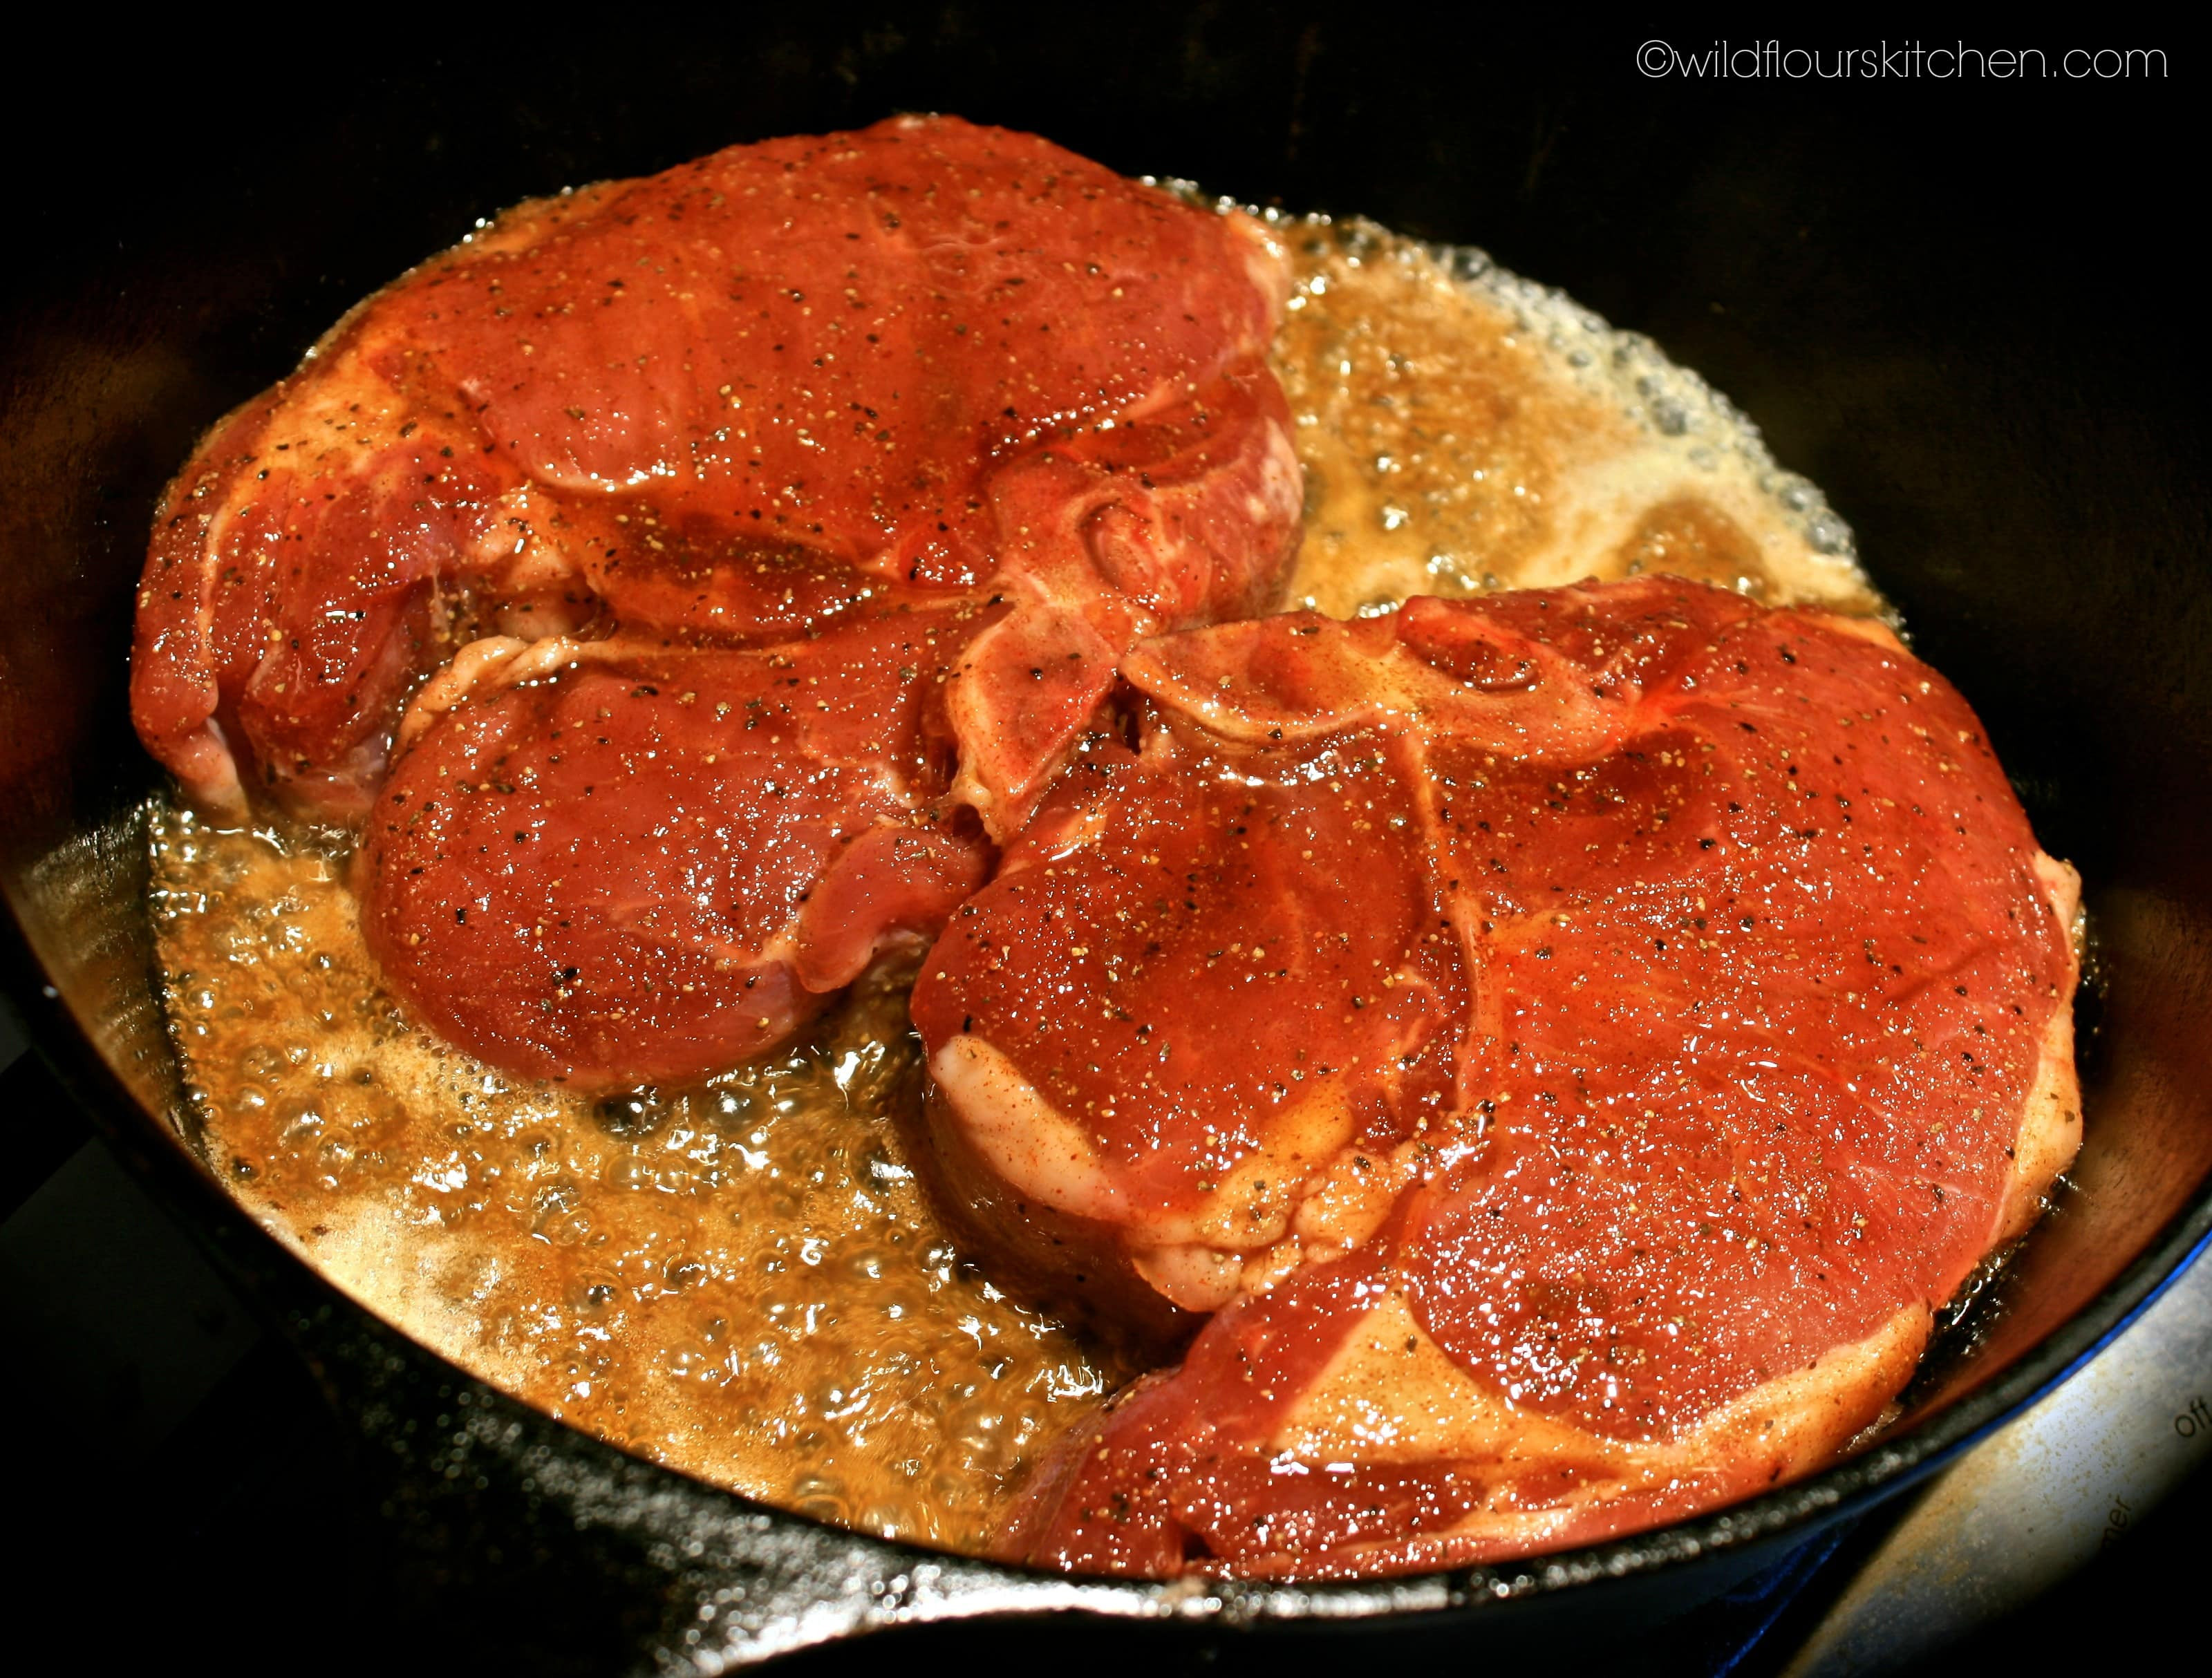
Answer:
[{"xmin": 4, "ymin": 8, "xmax": 2200, "ymax": 1672}]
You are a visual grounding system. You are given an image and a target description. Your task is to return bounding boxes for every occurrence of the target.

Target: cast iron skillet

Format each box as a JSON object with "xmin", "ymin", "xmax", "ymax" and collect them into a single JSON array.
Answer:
[{"xmin": 3, "ymin": 15, "xmax": 2205, "ymax": 1672}]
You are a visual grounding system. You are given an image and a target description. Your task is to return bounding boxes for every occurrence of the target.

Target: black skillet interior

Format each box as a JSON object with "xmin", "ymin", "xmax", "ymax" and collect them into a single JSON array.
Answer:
[{"xmin": 3, "ymin": 12, "xmax": 2205, "ymax": 1673}]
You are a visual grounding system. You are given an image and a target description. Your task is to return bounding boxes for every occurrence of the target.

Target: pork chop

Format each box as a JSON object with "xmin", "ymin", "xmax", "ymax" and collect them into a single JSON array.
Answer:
[
  {"xmin": 362, "ymin": 607, "xmax": 989, "ymax": 1091},
  {"xmin": 910, "ymin": 577, "xmax": 2081, "ymax": 1575},
  {"xmin": 131, "ymin": 115, "xmax": 1299, "ymax": 825}
]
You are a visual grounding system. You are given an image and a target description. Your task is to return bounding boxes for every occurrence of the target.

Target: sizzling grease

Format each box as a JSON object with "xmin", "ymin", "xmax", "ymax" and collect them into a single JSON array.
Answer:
[
  {"xmin": 152, "ymin": 815, "xmax": 1115, "ymax": 1549},
  {"xmin": 1271, "ymin": 218, "xmax": 1875, "ymax": 619}
]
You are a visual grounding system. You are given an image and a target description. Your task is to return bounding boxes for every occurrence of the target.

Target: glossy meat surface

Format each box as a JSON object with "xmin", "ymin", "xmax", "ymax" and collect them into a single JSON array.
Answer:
[
  {"xmin": 364, "ymin": 608, "xmax": 988, "ymax": 1090},
  {"xmin": 131, "ymin": 115, "xmax": 1297, "ymax": 824},
  {"xmin": 912, "ymin": 578, "xmax": 2080, "ymax": 1574}
]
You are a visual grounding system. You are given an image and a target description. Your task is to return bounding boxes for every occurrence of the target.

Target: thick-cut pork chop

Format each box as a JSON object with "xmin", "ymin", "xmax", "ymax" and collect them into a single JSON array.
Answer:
[
  {"xmin": 363, "ymin": 606, "xmax": 989, "ymax": 1091},
  {"xmin": 910, "ymin": 577, "xmax": 2080, "ymax": 1575},
  {"xmin": 131, "ymin": 115, "xmax": 1299, "ymax": 826}
]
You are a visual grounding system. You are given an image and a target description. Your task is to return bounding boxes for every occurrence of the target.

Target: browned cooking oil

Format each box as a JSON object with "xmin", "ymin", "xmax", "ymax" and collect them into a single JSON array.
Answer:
[
  {"xmin": 150, "ymin": 214, "xmax": 1878, "ymax": 1558},
  {"xmin": 151, "ymin": 812, "xmax": 1120, "ymax": 1551},
  {"xmin": 1270, "ymin": 218, "xmax": 1877, "ymax": 620}
]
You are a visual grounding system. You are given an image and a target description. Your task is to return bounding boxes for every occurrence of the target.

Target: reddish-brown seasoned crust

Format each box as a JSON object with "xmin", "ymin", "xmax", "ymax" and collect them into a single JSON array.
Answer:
[
  {"xmin": 914, "ymin": 577, "xmax": 2077, "ymax": 1576},
  {"xmin": 130, "ymin": 115, "xmax": 1298, "ymax": 826},
  {"xmin": 362, "ymin": 607, "xmax": 989, "ymax": 1091},
  {"xmin": 912, "ymin": 717, "xmax": 1454, "ymax": 1213},
  {"xmin": 129, "ymin": 384, "xmax": 522, "ymax": 818}
]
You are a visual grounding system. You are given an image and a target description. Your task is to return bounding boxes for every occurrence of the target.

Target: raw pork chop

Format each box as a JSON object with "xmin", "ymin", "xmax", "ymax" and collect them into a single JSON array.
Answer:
[
  {"xmin": 910, "ymin": 577, "xmax": 2081, "ymax": 1575},
  {"xmin": 131, "ymin": 115, "xmax": 1299, "ymax": 827},
  {"xmin": 363, "ymin": 605, "xmax": 988, "ymax": 1091}
]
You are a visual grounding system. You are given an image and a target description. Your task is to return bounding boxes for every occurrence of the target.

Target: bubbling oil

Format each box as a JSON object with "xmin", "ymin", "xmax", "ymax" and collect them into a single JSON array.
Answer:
[
  {"xmin": 151, "ymin": 811, "xmax": 1121, "ymax": 1549},
  {"xmin": 1265, "ymin": 216, "xmax": 1876, "ymax": 620},
  {"xmin": 151, "ymin": 214, "xmax": 1882, "ymax": 1558}
]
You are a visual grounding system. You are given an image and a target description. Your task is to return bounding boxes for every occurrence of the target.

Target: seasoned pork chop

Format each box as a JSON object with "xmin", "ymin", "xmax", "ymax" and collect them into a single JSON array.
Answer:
[
  {"xmin": 362, "ymin": 608, "xmax": 989, "ymax": 1091},
  {"xmin": 911, "ymin": 578, "xmax": 2081, "ymax": 1575},
  {"xmin": 131, "ymin": 115, "xmax": 1298, "ymax": 825}
]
